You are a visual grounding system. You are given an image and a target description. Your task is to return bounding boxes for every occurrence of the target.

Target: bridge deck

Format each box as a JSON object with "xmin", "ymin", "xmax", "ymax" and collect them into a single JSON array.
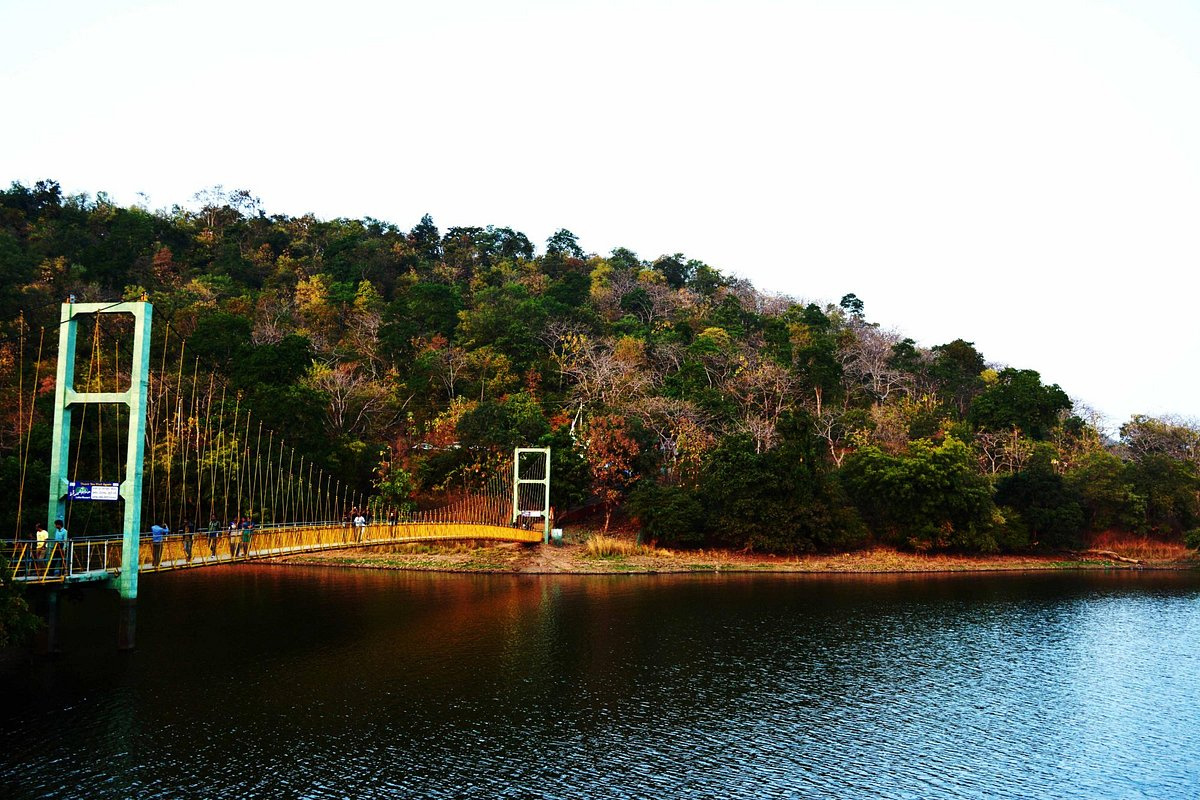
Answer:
[{"xmin": 8, "ymin": 522, "xmax": 545, "ymax": 585}]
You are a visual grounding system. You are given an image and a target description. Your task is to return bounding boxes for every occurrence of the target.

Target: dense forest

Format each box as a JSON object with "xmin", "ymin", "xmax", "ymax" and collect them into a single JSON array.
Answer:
[{"xmin": 1, "ymin": 179, "xmax": 1197, "ymax": 554}]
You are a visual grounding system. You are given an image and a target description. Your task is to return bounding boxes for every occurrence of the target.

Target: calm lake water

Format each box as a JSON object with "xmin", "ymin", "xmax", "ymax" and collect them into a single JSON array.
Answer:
[{"xmin": 2, "ymin": 566, "xmax": 1199, "ymax": 799}]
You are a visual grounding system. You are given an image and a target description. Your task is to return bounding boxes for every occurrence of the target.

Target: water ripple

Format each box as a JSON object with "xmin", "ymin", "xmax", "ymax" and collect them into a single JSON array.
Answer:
[{"xmin": 3, "ymin": 569, "xmax": 1200, "ymax": 798}]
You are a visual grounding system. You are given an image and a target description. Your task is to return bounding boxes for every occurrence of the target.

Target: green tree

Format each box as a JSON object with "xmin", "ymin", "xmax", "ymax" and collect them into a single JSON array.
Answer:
[
  {"xmin": 409, "ymin": 213, "xmax": 442, "ymax": 263},
  {"xmin": 374, "ymin": 456, "xmax": 416, "ymax": 513},
  {"xmin": 540, "ymin": 426, "xmax": 591, "ymax": 513},
  {"xmin": 456, "ymin": 393, "xmax": 549, "ymax": 450},
  {"xmin": 840, "ymin": 437, "xmax": 1000, "ymax": 551},
  {"xmin": 968, "ymin": 368, "xmax": 1071, "ymax": 440},
  {"xmin": 0, "ymin": 559, "xmax": 39, "ymax": 647},
  {"xmin": 930, "ymin": 339, "xmax": 986, "ymax": 417},
  {"xmin": 545, "ymin": 229, "xmax": 584, "ymax": 259},
  {"xmin": 839, "ymin": 292, "xmax": 865, "ymax": 318},
  {"xmin": 994, "ymin": 444, "xmax": 1084, "ymax": 548},
  {"xmin": 696, "ymin": 434, "xmax": 865, "ymax": 553},
  {"xmin": 628, "ymin": 482, "xmax": 705, "ymax": 546},
  {"xmin": 651, "ymin": 253, "xmax": 693, "ymax": 289},
  {"xmin": 1064, "ymin": 450, "xmax": 1145, "ymax": 532}
]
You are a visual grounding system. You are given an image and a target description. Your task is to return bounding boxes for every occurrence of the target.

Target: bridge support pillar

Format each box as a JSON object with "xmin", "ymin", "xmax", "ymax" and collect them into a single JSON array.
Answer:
[
  {"xmin": 48, "ymin": 299, "xmax": 152, "ymax": 649},
  {"xmin": 512, "ymin": 447, "xmax": 552, "ymax": 544},
  {"xmin": 36, "ymin": 589, "xmax": 61, "ymax": 655},
  {"xmin": 117, "ymin": 597, "xmax": 137, "ymax": 651}
]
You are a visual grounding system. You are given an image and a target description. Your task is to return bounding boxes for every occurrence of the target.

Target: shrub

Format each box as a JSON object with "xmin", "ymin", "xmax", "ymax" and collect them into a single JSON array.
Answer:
[{"xmin": 627, "ymin": 482, "xmax": 705, "ymax": 547}]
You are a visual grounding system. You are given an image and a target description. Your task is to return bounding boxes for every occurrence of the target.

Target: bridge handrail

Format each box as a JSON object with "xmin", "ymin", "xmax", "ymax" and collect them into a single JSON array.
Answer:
[{"xmin": 7, "ymin": 517, "xmax": 537, "ymax": 584}]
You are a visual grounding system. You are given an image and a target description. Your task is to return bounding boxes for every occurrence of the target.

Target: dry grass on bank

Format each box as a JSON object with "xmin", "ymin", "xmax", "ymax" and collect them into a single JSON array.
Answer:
[
  {"xmin": 583, "ymin": 533, "xmax": 673, "ymax": 559},
  {"xmin": 1087, "ymin": 532, "xmax": 1196, "ymax": 563},
  {"xmin": 271, "ymin": 525, "xmax": 1199, "ymax": 575},
  {"xmin": 368, "ymin": 541, "xmax": 482, "ymax": 555}
]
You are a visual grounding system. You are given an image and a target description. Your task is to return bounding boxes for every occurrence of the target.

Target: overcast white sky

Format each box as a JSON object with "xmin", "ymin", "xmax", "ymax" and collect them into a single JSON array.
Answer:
[{"xmin": 2, "ymin": 0, "xmax": 1198, "ymax": 428}]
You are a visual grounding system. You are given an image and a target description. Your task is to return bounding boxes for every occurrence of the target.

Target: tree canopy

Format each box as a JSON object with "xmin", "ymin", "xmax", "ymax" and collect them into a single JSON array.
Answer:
[{"xmin": 2, "ymin": 179, "xmax": 1196, "ymax": 553}]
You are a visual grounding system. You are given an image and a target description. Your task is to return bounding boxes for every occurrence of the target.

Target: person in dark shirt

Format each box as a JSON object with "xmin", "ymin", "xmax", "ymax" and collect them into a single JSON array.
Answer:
[
  {"xmin": 207, "ymin": 516, "xmax": 220, "ymax": 557},
  {"xmin": 239, "ymin": 517, "xmax": 254, "ymax": 557},
  {"xmin": 182, "ymin": 520, "xmax": 195, "ymax": 562}
]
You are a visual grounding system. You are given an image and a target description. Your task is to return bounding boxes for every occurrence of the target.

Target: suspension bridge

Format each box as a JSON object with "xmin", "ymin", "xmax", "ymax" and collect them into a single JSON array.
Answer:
[{"xmin": 5, "ymin": 300, "xmax": 553, "ymax": 645}]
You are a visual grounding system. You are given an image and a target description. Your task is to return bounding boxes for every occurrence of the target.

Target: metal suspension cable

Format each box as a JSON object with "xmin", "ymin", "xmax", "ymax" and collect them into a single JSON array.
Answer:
[
  {"xmin": 164, "ymin": 338, "xmax": 185, "ymax": 527},
  {"xmin": 233, "ymin": 401, "xmax": 246, "ymax": 521},
  {"xmin": 273, "ymin": 436, "xmax": 285, "ymax": 526},
  {"xmin": 14, "ymin": 314, "xmax": 26, "ymax": 538},
  {"xmin": 284, "ymin": 449, "xmax": 296, "ymax": 525},
  {"xmin": 306, "ymin": 462, "xmax": 315, "ymax": 523},
  {"xmin": 324, "ymin": 472, "xmax": 332, "ymax": 523},
  {"xmin": 296, "ymin": 458, "xmax": 306, "ymax": 523},
  {"xmin": 17, "ymin": 325, "xmax": 47, "ymax": 522},
  {"xmin": 148, "ymin": 320, "xmax": 171, "ymax": 527},
  {"xmin": 221, "ymin": 387, "xmax": 233, "ymax": 524},
  {"xmin": 197, "ymin": 373, "xmax": 215, "ymax": 523},
  {"xmin": 315, "ymin": 467, "xmax": 322, "ymax": 524},
  {"xmin": 113, "ymin": 336, "xmax": 122, "ymax": 494},
  {"xmin": 257, "ymin": 425, "xmax": 270, "ymax": 523},
  {"xmin": 237, "ymin": 409, "xmax": 251, "ymax": 519},
  {"xmin": 247, "ymin": 414, "xmax": 258, "ymax": 519},
  {"xmin": 66, "ymin": 316, "xmax": 103, "ymax": 531},
  {"xmin": 247, "ymin": 420, "xmax": 261, "ymax": 518},
  {"xmin": 258, "ymin": 424, "xmax": 267, "ymax": 520},
  {"xmin": 178, "ymin": 355, "xmax": 199, "ymax": 526},
  {"xmin": 0, "ymin": 297, "xmax": 129, "ymax": 349},
  {"xmin": 325, "ymin": 474, "xmax": 333, "ymax": 524},
  {"xmin": 313, "ymin": 468, "xmax": 322, "ymax": 526}
]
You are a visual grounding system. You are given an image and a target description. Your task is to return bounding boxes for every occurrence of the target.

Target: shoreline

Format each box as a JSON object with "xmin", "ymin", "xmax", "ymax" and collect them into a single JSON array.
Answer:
[{"xmin": 271, "ymin": 538, "xmax": 1200, "ymax": 576}]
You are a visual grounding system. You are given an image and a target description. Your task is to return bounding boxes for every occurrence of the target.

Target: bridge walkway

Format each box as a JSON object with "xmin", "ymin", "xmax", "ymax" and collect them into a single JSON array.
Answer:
[{"xmin": 7, "ymin": 520, "xmax": 544, "ymax": 585}]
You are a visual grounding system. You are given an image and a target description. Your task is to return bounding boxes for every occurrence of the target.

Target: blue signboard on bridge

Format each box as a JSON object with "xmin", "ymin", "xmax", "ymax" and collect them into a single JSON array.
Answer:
[{"xmin": 68, "ymin": 481, "xmax": 121, "ymax": 501}]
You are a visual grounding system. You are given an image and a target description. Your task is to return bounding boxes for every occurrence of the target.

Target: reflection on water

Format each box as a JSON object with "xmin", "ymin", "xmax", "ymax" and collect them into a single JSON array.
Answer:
[{"xmin": 3, "ymin": 568, "xmax": 1199, "ymax": 798}]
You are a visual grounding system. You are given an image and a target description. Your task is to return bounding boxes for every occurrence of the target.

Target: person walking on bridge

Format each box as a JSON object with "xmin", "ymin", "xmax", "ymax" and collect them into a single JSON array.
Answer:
[
  {"xmin": 150, "ymin": 522, "xmax": 169, "ymax": 568},
  {"xmin": 207, "ymin": 515, "xmax": 220, "ymax": 557},
  {"xmin": 50, "ymin": 519, "xmax": 68, "ymax": 576},
  {"xmin": 239, "ymin": 516, "xmax": 254, "ymax": 557},
  {"xmin": 353, "ymin": 511, "xmax": 366, "ymax": 543},
  {"xmin": 182, "ymin": 519, "xmax": 195, "ymax": 563},
  {"xmin": 33, "ymin": 521, "xmax": 48, "ymax": 576}
]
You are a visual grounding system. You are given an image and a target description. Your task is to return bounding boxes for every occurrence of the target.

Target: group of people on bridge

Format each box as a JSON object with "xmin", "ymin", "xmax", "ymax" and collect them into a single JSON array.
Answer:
[
  {"xmin": 30, "ymin": 519, "xmax": 68, "ymax": 576},
  {"xmin": 15, "ymin": 502, "xmax": 474, "ymax": 580},
  {"xmin": 149, "ymin": 516, "xmax": 257, "ymax": 567}
]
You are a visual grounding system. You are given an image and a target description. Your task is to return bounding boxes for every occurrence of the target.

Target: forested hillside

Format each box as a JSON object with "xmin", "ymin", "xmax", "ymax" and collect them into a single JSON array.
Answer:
[{"xmin": 2, "ymin": 180, "xmax": 1197, "ymax": 552}]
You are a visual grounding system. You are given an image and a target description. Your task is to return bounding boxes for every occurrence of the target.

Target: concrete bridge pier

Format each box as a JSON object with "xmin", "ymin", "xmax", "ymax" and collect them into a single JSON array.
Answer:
[
  {"xmin": 36, "ymin": 589, "xmax": 61, "ymax": 655},
  {"xmin": 117, "ymin": 597, "xmax": 137, "ymax": 651}
]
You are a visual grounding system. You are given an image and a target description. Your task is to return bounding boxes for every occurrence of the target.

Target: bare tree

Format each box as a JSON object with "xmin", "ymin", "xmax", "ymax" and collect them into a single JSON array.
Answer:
[
  {"xmin": 813, "ymin": 405, "xmax": 852, "ymax": 467},
  {"xmin": 975, "ymin": 428, "xmax": 1035, "ymax": 475},
  {"xmin": 252, "ymin": 292, "xmax": 296, "ymax": 345},
  {"xmin": 550, "ymin": 331, "xmax": 652, "ymax": 412},
  {"xmin": 1120, "ymin": 414, "xmax": 1200, "ymax": 466},
  {"xmin": 304, "ymin": 360, "xmax": 402, "ymax": 437},
  {"xmin": 838, "ymin": 320, "xmax": 911, "ymax": 402},
  {"xmin": 725, "ymin": 354, "xmax": 800, "ymax": 453},
  {"xmin": 346, "ymin": 304, "xmax": 384, "ymax": 378},
  {"xmin": 417, "ymin": 336, "xmax": 469, "ymax": 401},
  {"xmin": 630, "ymin": 396, "xmax": 711, "ymax": 482}
]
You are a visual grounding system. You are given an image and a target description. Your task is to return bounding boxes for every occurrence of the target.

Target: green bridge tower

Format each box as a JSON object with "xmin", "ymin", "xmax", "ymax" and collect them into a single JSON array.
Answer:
[{"xmin": 47, "ymin": 299, "xmax": 152, "ymax": 648}]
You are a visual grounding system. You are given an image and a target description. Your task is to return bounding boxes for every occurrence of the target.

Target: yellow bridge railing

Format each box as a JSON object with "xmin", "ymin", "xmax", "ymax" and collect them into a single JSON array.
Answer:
[{"xmin": 6, "ymin": 521, "xmax": 544, "ymax": 585}]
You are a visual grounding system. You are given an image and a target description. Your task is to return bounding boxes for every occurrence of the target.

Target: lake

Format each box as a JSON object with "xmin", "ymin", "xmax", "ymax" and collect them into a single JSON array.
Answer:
[{"xmin": 3, "ymin": 567, "xmax": 1199, "ymax": 798}]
